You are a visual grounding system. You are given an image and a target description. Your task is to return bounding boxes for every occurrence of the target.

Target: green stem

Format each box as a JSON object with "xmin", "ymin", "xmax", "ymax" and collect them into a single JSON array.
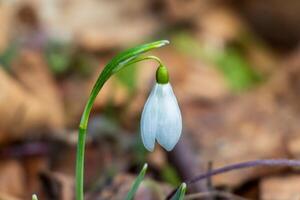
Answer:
[
  {"xmin": 125, "ymin": 55, "xmax": 164, "ymax": 66},
  {"xmin": 76, "ymin": 127, "xmax": 86, "ymax": 200},
  {"xmin": 75, "ymin": 40, "xmax": 169, "ymax": 200}
]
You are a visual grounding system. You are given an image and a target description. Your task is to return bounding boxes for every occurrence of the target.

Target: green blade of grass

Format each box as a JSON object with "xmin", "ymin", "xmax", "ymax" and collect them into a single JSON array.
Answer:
[
  {"xmin": 125, "ymin": 163, "xmax": 148, "ymax": 200},
  {"xmin": 171, "ymin": 183, "xmax": 187, "ymax": 200},
  {"xmin": 32, "ymin": 194, "xmax": 38, "ymax": 200}
]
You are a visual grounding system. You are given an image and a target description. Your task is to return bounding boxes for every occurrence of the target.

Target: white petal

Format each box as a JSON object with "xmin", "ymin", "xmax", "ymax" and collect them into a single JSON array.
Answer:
[
  {"xmin": 140, "ymin": 84, "xmax": 159, "ymax": 151},
  {"xmin": 154, "ymin": 83, "xmax": 182, "ymax": 151}
]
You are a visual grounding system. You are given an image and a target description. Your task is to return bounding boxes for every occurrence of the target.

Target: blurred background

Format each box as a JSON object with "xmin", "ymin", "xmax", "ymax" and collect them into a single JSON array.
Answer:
[{"xmin": 1, "ymin": 0, "xmax": 300, "ymax": 199}]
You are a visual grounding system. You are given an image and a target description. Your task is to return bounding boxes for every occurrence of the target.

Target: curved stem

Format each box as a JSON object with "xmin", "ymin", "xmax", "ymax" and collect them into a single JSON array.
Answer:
[
  {"xmin": 75, "ymin": 39, "xmax": 168, "ymax": 200},
  {"xmin": 166, "ymin": 159, "xmax": 300, "ymax": 200},
  {"xmin": 79, "ymin": 56, "xmax": 163, "ymax": 130},
  {"xmin": 124, "ymin": 55, "xmax": 164, "ymax": 68}
]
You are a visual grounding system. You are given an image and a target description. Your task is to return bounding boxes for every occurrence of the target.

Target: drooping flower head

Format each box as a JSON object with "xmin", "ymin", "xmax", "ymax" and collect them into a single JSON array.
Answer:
[{"xmin": 141, "ymin": 65, "xmax": 182, "ymax": 151}]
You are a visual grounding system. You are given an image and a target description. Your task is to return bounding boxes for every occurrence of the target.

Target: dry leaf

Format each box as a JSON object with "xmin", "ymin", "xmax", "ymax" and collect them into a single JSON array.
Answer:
[
  {"xmin": 260, "ymin": 175, "xmax": 300, "ymax": 200},
  {"xmin": 0, "ymin": 159, "xmax": 25, "ymax": 198}
]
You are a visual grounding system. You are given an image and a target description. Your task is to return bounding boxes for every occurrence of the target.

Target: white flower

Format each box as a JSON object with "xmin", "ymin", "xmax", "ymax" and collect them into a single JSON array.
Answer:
[{"xmin": 140, "ymin": 83, "xmax": 182, "ymax": 151}]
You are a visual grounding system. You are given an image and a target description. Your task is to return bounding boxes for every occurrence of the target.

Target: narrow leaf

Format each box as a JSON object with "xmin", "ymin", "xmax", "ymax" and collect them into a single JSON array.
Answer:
[
  {"xmin": 125, "ymin": 163, "xmax": 148, "ymax": 200},
  {"xmin": 171, "ymin": 183, "xmax": 187, "ymax": 200}
]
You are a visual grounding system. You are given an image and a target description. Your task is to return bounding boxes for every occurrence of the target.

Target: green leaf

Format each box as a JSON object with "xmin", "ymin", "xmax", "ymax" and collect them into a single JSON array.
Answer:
[
  {"xmin": 125, "ymin": 163, "xmax": 148, "ymax": 200},
  {"xmin": 110, "ymin": 40, "xmax": 169, "ymax": 74},
  {"xmin": 80, "ymin": 40, "xmax": 169, "ymax": 129},
  {"xmin": 171, "ymin": 183, "xmax": 187, "ymax": 200},
  {"xmin": 32, "ymin": 194, "xmax": 38, "ymax": 200}
]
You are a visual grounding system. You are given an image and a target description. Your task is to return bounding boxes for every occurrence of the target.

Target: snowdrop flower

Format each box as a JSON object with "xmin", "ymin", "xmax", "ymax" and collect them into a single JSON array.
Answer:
[{"xmin": 141, "ymin": 65, "xmax": 182, "ymax": 151}]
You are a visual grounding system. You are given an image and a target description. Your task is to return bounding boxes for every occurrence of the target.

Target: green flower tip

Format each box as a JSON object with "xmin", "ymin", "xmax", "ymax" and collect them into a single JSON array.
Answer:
[{"xmin": 156, "ymin": 65, "xmax": 169, "ymax": 84}]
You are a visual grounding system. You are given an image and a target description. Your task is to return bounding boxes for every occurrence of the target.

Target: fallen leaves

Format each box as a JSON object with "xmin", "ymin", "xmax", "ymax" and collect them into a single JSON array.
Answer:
[
  {"xmin": 0, "ymin": 160, "xmax": 25, "ymax": 199},
  {"xmin": 98, "ymin": 174, "xmax": 171, "ymax": 200},
  {"xmin": 0, "ymin": 50, "xmax": 64, "ymax": 143},
  {"xmin": 182, "ymin": 48, "xmax": 300, "ymax": 188},
  {"xmin": 0, "ymin": 0, "xmax": 300, "ymax": 199},
  {"xmin": 260, "ymin": 175, "xmax": 300, "ymax": 200}
]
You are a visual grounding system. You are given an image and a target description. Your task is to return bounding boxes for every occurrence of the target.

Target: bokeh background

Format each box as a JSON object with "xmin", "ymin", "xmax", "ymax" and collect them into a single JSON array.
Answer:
[{"xmin": 1, "ymin": 0, "xmax": 300, "ymax": 199}]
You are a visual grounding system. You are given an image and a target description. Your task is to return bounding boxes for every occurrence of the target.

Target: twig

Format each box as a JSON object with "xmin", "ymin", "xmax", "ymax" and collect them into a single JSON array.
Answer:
[
  {"xmin": 166, "ymin": 159, "xmax": 300, "ymax": 200},
  {"xmin": 206, "ymin": 161, "xmax": 214, "ymax": 200}
]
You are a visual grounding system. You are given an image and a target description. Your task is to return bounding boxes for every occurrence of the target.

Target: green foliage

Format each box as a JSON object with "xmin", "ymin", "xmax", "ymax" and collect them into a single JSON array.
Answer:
[
  {"xmin": 171, "ymin": 183, "xmax": 187, "ymax": 200},
  {"xmin": 173, "ymin": 33, "xmax": 262, "ymax": 92},
  {"xmin": 45, "ymin": 41, "xmax": 71, "ymax": 75},
  {"xmin": 215, "ymin": 47, "xmax": 261, "ymax": 91},
  {"xmin": 125, "ymin": 163, "xmax": 148, "ymax": 200},
  {"xmin": 45, "ymin": 41, "xmax": 94, "ymax": 77},
  {"xmin": 161, "ymin": 165, "xmax": 181, "ymax": 186}
]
